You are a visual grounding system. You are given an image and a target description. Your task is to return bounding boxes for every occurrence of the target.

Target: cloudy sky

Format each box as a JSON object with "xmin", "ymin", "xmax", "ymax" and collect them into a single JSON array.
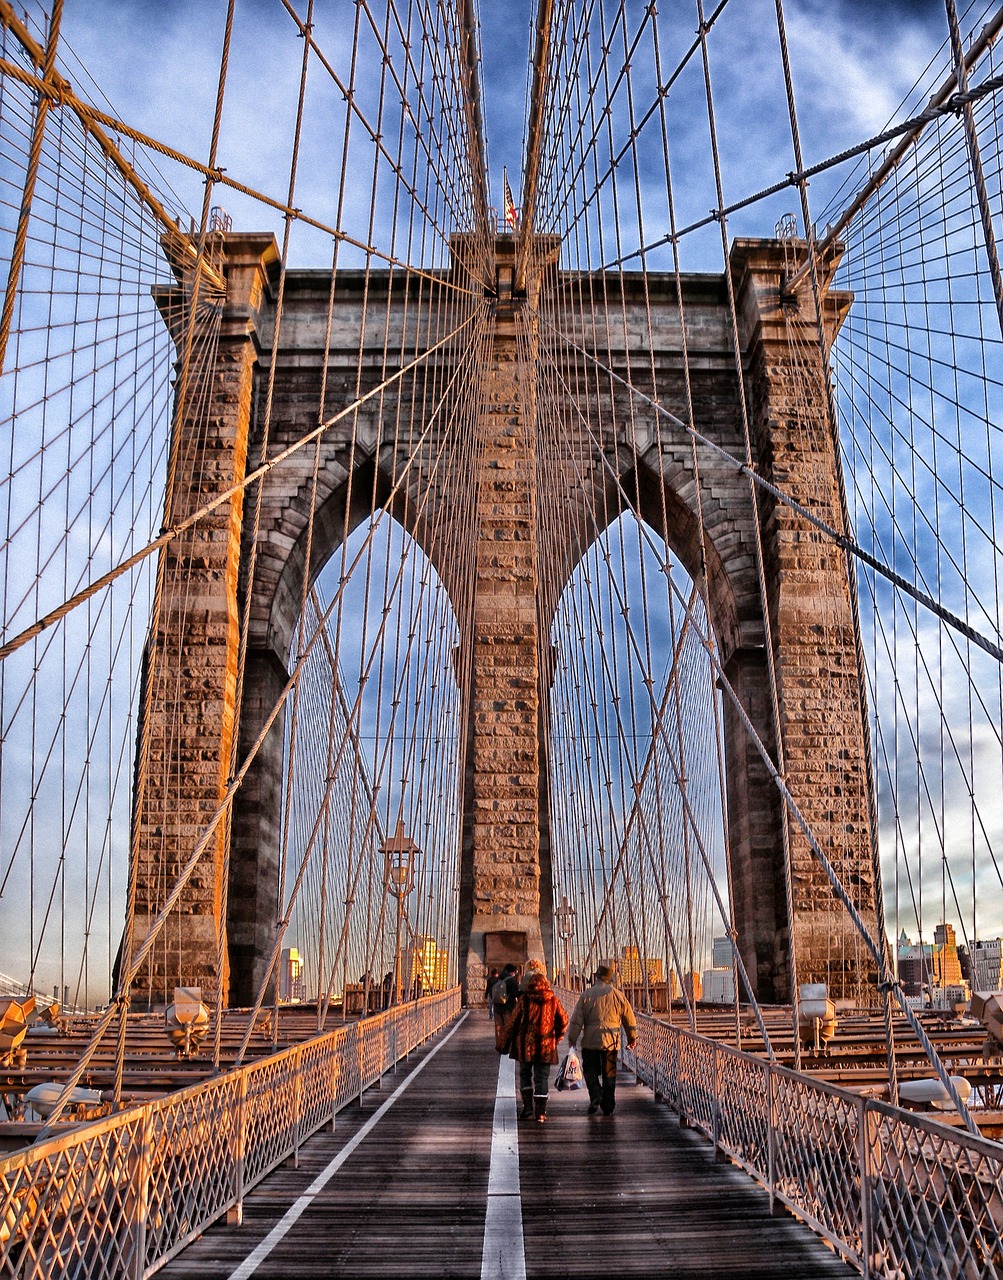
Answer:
[
  {"xmin": 4, "ymin": 0, "xmax": 999, "ymax": 1001},
  {"xmin": 51, "ymin": 0, "xmax": 963, "ymax": 271}
]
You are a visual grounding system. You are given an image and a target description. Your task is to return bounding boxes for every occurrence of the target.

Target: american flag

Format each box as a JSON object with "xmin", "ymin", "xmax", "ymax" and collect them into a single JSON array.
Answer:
[{"xmin": 503, "ymin": 168, "xmax": 518, "ymax": 231}]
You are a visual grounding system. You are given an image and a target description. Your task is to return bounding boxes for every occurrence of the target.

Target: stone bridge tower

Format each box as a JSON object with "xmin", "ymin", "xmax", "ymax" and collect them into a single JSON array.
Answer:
[{"xmin": 128, "ymin": 230, "xmax": 881, "ymax": 1009}]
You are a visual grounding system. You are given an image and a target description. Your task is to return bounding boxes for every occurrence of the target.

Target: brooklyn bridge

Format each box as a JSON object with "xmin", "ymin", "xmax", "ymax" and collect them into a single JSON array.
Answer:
[{"xmin": 2, "ymin": 0, "xmax": 1003, "ymax": 1275}]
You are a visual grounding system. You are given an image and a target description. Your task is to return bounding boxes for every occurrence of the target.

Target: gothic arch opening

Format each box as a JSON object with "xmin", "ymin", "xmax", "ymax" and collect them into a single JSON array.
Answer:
[
  {"xmin": 229, "ymin": 510, "xmax": 465, "ymax": 1007},
  {"xmin": 546, "ymin": 509, "xmax": 733, "ymax": 1011}
]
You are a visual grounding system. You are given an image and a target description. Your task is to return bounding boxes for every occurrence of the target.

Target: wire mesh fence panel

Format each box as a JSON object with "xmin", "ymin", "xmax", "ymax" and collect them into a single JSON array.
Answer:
[
  {"xmin": 242, "ymin": 1052, "xmax": 299, "ymax": 1189},
  {"xmin": 869, "ymin": 1105, "xmax": 1003, "ymax": 1280},
  {"xmin": 673, "ymin": 1030, "xmax": 715, "ymax": 1132},
  {"xmin": 716, "ymin": 1050, "xmax": 770, "ymax": 1175},
  {"xmin": 299, "ymin": 1037, "xmax": 338, "ymax": 1138},
  {"xmin": 630, "ymin": 1010, "xmax": 1003, "ymax": 1280},
  {"xmin": 0, "ymin": 1112, "xmax": 144, "ymax": 1280},
  {"xmin": 144, "ymin": 1076, "xmax": 241, "ymax": 1268},
  {"xmin": 335, "ymin": 1022, "xmax": 363, "ymax": 1109},
  {"xmin": 771, "ymin": 1071, "xmax": 864, "ymax": 1263}
]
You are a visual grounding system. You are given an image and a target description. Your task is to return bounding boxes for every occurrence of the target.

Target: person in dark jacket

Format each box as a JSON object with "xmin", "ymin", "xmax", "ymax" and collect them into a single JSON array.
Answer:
[
  {"xmin": 485, "ymin": 967, "xmax": 500, "ymax": 1019},
  {"xmin": 508, "ymin": 971, "xmax": 568, "ymax": 1123},
  {"xmin": 567, "ymin": 964, "xmax": 637, "ymax": 1115},
  {"xmin": 492, "ymin": 963, "xmax": 521, "ymax": 1050}
]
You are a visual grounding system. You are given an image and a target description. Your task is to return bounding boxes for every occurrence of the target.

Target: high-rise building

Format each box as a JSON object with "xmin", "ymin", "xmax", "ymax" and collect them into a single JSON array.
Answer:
[
  {"xmin": 712, "ymin": 936, "xmax": 732, "ymax": 969},
  {"xmin": 279, "ymin": 947, "xmax": 305, "ymax": 1002},
  {"xmin": 971, "ymin": 939, "xmax": 1003, "ymax": 992},
  {"xmin": 619, "ymin": 946, "xmax": 663, "ymax": 985},
  {"xmin": 404, "ymin": 935, "xmax": 449, "ymax": 993},
  {"xmin": 932, "ymin": 923, "xmax": 963, "ymax": 989}
]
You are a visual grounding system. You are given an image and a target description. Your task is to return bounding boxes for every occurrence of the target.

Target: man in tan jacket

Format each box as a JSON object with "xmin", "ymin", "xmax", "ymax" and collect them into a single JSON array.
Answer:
[{"xmin": 566, "ymin": 964, "xmax": 638, "ymax": 1115}]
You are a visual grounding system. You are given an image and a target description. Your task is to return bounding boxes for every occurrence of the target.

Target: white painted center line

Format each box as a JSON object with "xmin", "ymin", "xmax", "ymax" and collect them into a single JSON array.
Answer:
[
  {"xmin": 227, "ymin": 1013, "xmax": 468, "ymax": 1280},
  {"xmin": 480, "ymin": 1054, "xmax": 526, "ymax": 1280}
]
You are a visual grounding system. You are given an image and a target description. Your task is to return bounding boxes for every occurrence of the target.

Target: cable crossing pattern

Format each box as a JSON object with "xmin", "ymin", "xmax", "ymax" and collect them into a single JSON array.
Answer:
[{"xmin": 0, "ymin": 9, "xmax": 1002, "ymax": 1267}]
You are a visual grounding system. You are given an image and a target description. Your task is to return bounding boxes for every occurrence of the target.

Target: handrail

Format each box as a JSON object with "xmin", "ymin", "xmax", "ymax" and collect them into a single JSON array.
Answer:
[
  {"xmin": 0, "ymin": 989, "xmax": 461, "ymax": 1279},
  {"xmin": 622, "ymin": 1008, "xmax": 1003, "ymax": 1279}
]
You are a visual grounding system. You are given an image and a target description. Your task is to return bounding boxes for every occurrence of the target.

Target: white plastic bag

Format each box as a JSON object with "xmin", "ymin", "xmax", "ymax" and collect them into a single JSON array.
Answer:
[{"xmin": 556, "ymin": 1047, "xmax": 584, "ymax": 1090}]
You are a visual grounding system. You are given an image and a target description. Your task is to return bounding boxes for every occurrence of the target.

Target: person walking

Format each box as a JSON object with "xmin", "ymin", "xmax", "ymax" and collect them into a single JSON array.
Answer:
[
  {"xmin": 509, "ymin": 970, "xmax": 568, "ymax": 1123},
  {"xmin": 485, "ymin": 967, "xmax": 500, "ymax": 1019},
  {"xmin": 566, "ymin": 964, "xmax": 637, "ymax": 1115},
  {"xmin": 492, "ymin": 963, "xmax": 521, "ymax": 1051}
]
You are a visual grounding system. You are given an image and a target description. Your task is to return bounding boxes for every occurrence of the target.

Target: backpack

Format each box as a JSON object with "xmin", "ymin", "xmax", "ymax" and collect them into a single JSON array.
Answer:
[{"xmin": 491, "ymin": 977, "xmax": 511, "ymax": 1009}]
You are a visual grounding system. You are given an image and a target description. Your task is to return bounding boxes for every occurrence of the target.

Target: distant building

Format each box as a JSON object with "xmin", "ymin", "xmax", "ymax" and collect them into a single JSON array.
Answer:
[
  {"xmin": 701, "ymin": 968, "xmax": 735, "ymax": 1003},
  {"xmin": 280, "ymin": 947, "xmax": 305, "ymax": 1002},
  {"xmin": 896, "ymin": 930, "xmax": 931, "ymax": 997},
  {"xmin": 972, "ymin": 939, "xmax": 1003, "ymax": 991},
  {"xmin": 928, "ymin": 984, "xmax": 969, "ymax": 1013},
  {"xmin": 404, "ymin": 935, "xmax": 449, "ymax": 993},
  {"xmin": 932, "ymin": 922, "xmax": 963, "ymax": 989},
  {"xmin": 712, "ymin": 936, "xmax": 732, "ymax": 969},
  {"xmin": 620, "ymin": 946, "xmax": 664, "ymax": 986}
]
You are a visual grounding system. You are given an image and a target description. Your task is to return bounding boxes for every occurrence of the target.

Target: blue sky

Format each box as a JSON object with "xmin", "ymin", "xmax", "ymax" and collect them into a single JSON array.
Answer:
[
  {"xmin": 4, "ymin": 0, "xmax": 1000, "ymax": 1001},
  {"xmin": 51, "ymin": 0, "xmax": 959, "ymax": 270}
]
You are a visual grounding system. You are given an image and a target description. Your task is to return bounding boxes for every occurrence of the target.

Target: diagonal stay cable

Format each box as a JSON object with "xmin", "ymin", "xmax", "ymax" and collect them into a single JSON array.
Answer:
[
  {"xmin": 542, "ymin": 335, "xmax": 979, "ymax": 1131},
  {"xmin": 0, "ymin": 310, "xmax": 482, "ymax": 662},
  {"xmin": 33, "ymin": 306, "xmax": 488, "ymax": 1132},
  {"xmin": 537, "ymin": 312, "xmax": 1003, "ymax": 666}
]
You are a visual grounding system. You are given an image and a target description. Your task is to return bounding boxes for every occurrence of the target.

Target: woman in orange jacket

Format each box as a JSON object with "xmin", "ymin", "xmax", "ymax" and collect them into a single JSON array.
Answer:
[{"xmin": 508, "ymin": 970, "xmax": 568, "ymax": 1123}]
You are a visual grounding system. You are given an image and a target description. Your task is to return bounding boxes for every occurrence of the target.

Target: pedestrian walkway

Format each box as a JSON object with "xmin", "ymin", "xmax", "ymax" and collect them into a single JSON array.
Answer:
[{"xmin": 160, "ymin": 1011, "xmax": 856, "ymax": 1279}]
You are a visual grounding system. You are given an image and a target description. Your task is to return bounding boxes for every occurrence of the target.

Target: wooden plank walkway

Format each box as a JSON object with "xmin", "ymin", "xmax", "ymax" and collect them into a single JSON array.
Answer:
[{"xmin": 161, "ymin": 1011, "xmax": 857, "ymax": 1279}]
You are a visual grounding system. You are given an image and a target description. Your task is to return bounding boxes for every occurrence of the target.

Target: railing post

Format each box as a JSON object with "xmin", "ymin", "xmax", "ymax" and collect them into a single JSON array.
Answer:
[
  {"xmin": 132, "ymin": 1109, "xmax": 154, "ymax": 1280},
  {"xmin": 330, "ymin": 1034, "xmax": 339, "ymax": 1131},
  {"xmin": 291, "ymin": 1048, "xmax": 303, "ymax": 1170},
  {"xmin": 767, "ymin": 1063, "xmax": 778, "ymax": 1215},
  {"xmin": 713, "ymin": 1043, "xmax": 727, "ymax": 1162},
  {"xmin": 857, "ymin": 1096, "xmax": 874, "ymax": 1279},
  {"xmin": 228, "ymin": 1071, "xmax": 247, "ymax": 1225}
]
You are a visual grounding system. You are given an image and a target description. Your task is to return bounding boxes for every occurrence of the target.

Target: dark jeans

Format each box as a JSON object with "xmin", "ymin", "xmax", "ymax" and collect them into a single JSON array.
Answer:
[
  {"xmin": 582, "ymin": 1046, "xmax": 619, "ymax": 1113},
  {"xmin": 519, "ymin": 1060, "xmax": 552, "ymax": 1097}
]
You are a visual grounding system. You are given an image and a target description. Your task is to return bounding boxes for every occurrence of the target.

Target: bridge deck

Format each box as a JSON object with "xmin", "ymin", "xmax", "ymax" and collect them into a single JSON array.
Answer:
[{"xmin": 161, "ymin": 1012, "xmax": 856, "ymax": 1279}]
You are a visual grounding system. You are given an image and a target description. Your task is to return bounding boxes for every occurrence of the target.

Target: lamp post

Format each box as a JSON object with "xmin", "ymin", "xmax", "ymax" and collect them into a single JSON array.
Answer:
[
  {"xmin": 554, "ymin": 895, "xmax": 576, "ymax": 989},
  {"xmin": 382, "ymin": 820, "xmax": 418, "ymax": 1005}
]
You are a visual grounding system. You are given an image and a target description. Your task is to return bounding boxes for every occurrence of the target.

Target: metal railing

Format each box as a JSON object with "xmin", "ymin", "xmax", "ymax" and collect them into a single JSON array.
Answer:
[
  {"xmin": 624, "ymin": 1011, "xmax": 1003, "ymax": 1280},
  {"xmin": 0, "ymin": 988, "xmax": 461, "ymax": 1279}
]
